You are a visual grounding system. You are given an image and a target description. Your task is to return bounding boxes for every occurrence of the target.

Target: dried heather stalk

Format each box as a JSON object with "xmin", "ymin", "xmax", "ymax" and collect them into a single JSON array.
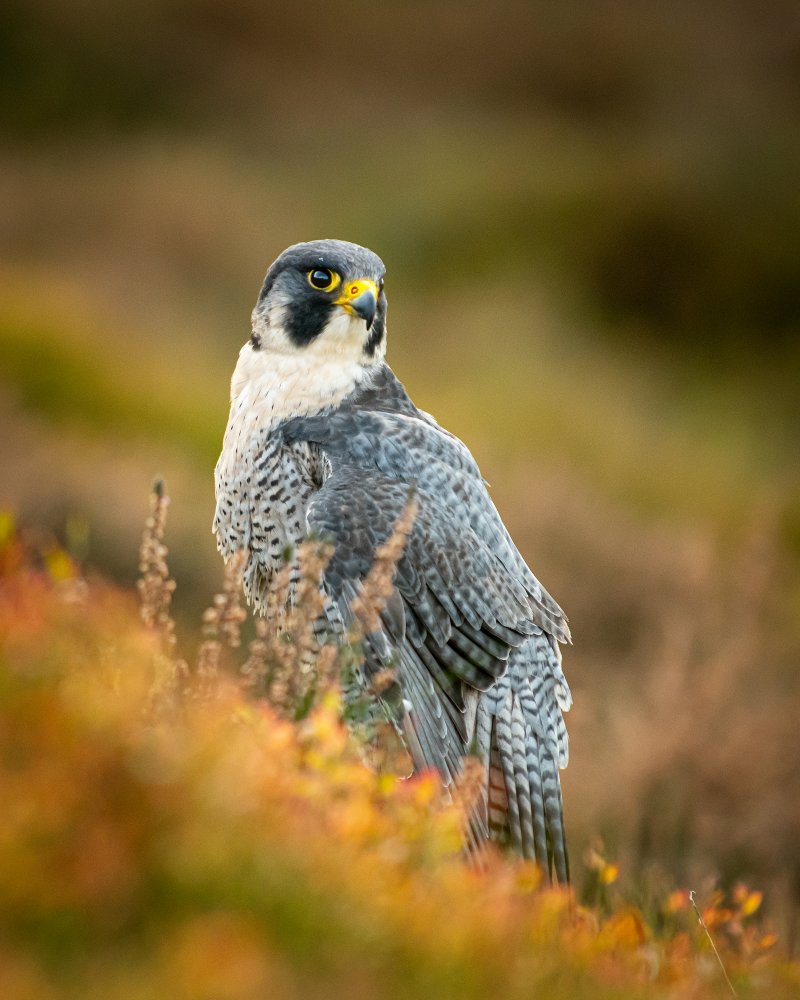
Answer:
[
  {"xmin": 369, "ymin": 667, "xmax": 398, "ymax": 696},
  {"xmin": 196, "ymin": 549, "xmax": 248, "ymax": 693},
  {"xmin": 243, "ymin": 499, "xmax": 414, "ymax": 723},
  {"xmin": 137, "ymin": 479, "xmax": 176, "ymax": 641},
  {"xmin": 136, "ymin": 479, "xmax": 188, "ymax": 709},
  {"xmin": 290, "ymin": 540, "xmax": 335, "ymax": 662},
  {"xmin": 311, "ymin": 642, "xmax": 340, "ymax": 700},
  {"xmin": 241, "ymin": 540, "xmax": 338, "ymax": 717},
  {"xmin": 350, "ymin": 495, "xmax": 418, "ymax": 637},
  {"xmin": 452, "ymin": 756, "xmax": 486, "ymax": 828},
  {"xmin": 241, "ymin": 615, "xmax": 270, "ymax": 688},
  {"xmin": 272, "ymin": 540, "xmax": 334, "ymax": 714}
]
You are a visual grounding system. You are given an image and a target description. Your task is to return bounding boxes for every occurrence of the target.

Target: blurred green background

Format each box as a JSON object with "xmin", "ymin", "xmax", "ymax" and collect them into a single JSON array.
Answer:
[{"xmin": 2, "ymin": 0, "xmax": 799, "ymax": 933}]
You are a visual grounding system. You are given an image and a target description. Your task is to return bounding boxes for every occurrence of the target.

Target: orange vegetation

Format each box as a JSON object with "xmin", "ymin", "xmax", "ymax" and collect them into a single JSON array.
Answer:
[{"xmin": 0, "ymin": 520, "xmax": 797, "ymax": 1000}]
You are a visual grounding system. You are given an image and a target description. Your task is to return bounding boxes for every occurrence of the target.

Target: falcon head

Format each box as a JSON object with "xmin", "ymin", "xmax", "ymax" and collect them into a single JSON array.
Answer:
[{"xmin": 251, "ymin": 239, "xmax": 388, "ymax": 364}]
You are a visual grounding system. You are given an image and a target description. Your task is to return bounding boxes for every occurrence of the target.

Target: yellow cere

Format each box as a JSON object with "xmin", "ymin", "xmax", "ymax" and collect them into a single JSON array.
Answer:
[{"xmin": 334, "ymin": 278, "xmax": 379, "ymax": 308}]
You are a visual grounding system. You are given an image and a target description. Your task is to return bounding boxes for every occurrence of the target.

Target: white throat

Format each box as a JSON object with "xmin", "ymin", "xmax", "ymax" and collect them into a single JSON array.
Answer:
[
  {"xmin": 216, "ymin": 315, "xmax": 380, "ymax": 489},
  {"xmin": 229, "ymin": 340, "xmax": 371, "ymax": 430}
]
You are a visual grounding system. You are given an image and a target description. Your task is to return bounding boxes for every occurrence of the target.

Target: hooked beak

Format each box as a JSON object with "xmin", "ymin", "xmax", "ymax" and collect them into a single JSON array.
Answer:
[{"xmin": 334, "ymin": 278, "xmax": 378, "ymax": 327}]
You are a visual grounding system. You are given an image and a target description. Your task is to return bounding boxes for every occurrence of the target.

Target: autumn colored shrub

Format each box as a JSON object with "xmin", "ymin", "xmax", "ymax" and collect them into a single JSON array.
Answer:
[{"xmin": 0, "ymin": 510, "xmax": 797, "ymax": 1000}]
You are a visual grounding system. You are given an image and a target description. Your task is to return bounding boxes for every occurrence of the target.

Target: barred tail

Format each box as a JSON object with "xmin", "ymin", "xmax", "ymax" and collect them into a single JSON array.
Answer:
[{"xmin": 470, "ymin": 635, "xmax": 571, "ymax": 882}]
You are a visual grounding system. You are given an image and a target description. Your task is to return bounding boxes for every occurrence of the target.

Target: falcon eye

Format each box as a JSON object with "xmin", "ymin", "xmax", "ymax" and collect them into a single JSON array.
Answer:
[{"xmin": 307, "ymin": 268, "xmax": 339, "ymax": 292}]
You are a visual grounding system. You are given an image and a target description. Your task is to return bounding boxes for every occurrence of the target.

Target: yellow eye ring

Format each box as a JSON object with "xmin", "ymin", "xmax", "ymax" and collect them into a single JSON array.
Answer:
[{"xmin": 307, "ymin": 268, "xmax": 340, "ymax": 293}]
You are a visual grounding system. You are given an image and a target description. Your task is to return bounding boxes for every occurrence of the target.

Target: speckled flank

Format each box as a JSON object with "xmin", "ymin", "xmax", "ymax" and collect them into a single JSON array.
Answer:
[{"xmin": 213, "ymin": 332, "xmax": 377, "ymax": 611}]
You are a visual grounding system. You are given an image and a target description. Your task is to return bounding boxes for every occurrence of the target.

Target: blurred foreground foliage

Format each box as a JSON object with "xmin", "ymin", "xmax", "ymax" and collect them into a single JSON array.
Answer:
[{"xmin": 1, "ymin": 518, "xmax": 798, "ymax": 1000}]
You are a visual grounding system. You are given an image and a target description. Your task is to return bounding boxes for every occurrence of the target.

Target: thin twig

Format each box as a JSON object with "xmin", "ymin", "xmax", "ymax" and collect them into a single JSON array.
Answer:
[
  {"xmin": 137, "ymin": 478, "xmax": 188, "ymax": 710},
  {"xmin": 349, "ymin": 494, "xmax": 418, "ymax": 636},
  {"xmin": 689, "ymin": 890, "xmax": 738, "ymax": 998},
  {"xmin": 196, "ymin": 548, "xmax": 248, "ymax": 695}
]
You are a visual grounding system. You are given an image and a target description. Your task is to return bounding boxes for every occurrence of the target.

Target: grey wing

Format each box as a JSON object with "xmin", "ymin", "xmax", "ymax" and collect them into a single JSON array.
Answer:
[
  {"xmin": 288, "ymin": 407, "xmax": 571, "ymax": 880},
  {"xmin": 307, "ymin": 464, "xmax": 530, "ymax": 749},
  {"xmin": 284, "ymin": 408, "xmax": 569, "ymax": 642}
]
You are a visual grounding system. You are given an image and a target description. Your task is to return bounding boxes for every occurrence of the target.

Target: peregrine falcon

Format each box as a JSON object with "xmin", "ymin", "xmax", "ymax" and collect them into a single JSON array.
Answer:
[{"xmin": 214, "ymin": 239, "xmax": 572, "ymax": 880}]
